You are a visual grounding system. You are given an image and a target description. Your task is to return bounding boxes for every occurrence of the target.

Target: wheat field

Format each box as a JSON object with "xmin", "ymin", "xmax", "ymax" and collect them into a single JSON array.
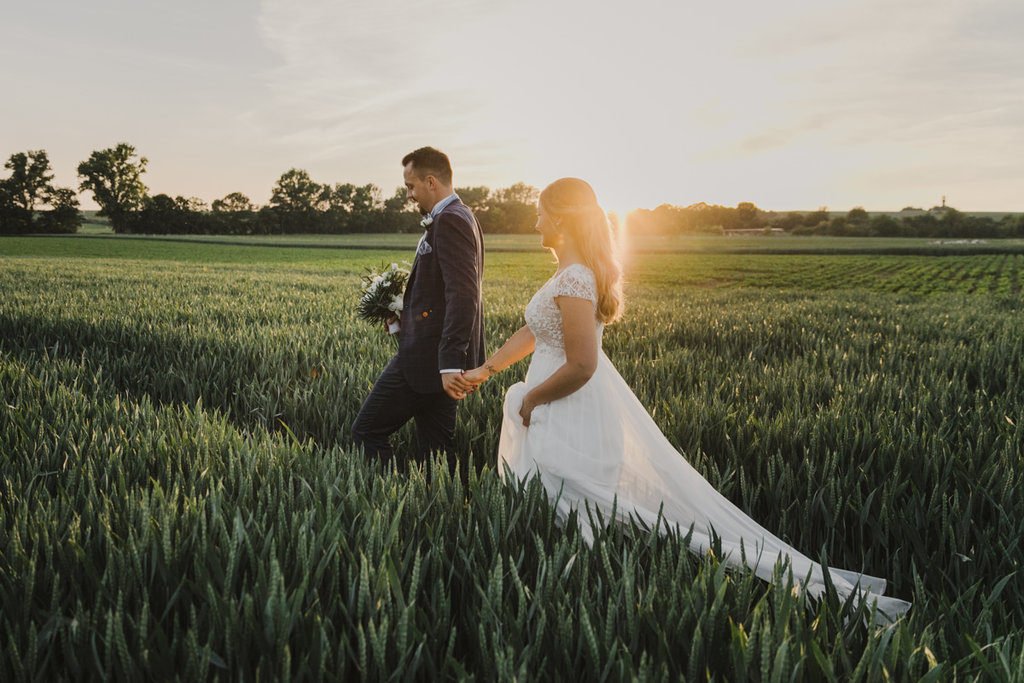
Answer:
[{"xmin": 1, "ymin": 237, "xmax": 1022, "ymax": 680}]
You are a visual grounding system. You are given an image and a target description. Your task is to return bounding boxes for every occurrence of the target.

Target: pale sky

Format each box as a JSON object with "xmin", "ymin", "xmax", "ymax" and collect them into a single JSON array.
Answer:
[{"xmin": 3, "ymin": 0, "xmax": 1022, "ymax": 213}]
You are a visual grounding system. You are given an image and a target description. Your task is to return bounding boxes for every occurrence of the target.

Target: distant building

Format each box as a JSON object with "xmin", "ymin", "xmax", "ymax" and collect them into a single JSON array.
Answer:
[{"xmin": 928, "ymin": 196, "xmax": 954, "ymax": 216}]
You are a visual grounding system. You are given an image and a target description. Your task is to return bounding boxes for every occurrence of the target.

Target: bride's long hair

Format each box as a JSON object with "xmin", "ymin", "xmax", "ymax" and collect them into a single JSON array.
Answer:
[{"xmin": 540, "ymin": 178, "xmax": 623, "ymax": 324}]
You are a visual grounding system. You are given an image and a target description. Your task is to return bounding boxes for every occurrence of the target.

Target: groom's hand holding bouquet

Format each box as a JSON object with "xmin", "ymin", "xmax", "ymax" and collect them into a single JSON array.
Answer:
[{"xmin": 357, "ymin": 262, "xmax": 410, "ymax": 337}]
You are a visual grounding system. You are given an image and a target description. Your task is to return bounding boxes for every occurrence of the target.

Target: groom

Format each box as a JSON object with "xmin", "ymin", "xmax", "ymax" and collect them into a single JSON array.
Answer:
[{"xmin": 352, "ymin": 146, "xmax": 485, "ymax": 470}]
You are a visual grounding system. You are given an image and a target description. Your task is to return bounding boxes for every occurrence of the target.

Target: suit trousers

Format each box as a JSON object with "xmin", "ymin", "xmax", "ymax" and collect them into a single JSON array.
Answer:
[{"xmin": 352, "ymin": 356, "xmax": 459, "ymax": 470}]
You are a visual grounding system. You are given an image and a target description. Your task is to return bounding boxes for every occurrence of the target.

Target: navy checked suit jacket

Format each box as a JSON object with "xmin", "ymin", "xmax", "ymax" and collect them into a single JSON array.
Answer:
[{"xmin": 397, "ymin": 198, "xmax": 486, "ymax": 393}]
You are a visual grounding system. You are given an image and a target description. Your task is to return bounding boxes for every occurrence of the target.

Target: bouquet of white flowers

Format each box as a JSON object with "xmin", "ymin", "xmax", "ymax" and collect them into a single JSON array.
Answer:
[{"xmin": 357, "ymin": 262, "xmax": 410, "ymax": 335}]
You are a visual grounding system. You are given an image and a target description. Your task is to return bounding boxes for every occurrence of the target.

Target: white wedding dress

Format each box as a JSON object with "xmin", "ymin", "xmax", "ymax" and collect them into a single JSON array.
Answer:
[{"xmin": 498, "ymin": 263, "xmax": 911, "ymax": 622}]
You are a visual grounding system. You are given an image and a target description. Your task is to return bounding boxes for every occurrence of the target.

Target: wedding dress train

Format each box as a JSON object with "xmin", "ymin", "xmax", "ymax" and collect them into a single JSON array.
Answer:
[{"xmin": 497, "ymin": 263, "xmax": 911, "ymax": 623}]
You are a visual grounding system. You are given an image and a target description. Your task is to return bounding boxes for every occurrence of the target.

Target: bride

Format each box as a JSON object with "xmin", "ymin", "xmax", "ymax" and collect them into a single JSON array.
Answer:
[{"xmin": 461, "ymin": 177, "xmax": 911, "ymax": 623}]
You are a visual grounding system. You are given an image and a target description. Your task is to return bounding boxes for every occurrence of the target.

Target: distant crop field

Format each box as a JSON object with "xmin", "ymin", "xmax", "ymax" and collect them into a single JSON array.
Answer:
[
  {"xmin": 13, "ymin": 230, "xmax": 1024, "ymax": 255},
  {"xmin": 2, "ymin": 237, "xmax": 1022, "ymax": 679}
]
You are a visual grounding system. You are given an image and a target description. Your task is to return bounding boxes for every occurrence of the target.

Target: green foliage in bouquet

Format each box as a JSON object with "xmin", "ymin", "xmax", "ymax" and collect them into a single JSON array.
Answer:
[{"xmin": 357, "ymin": 262, "xmax": 410, "ymax": 326}]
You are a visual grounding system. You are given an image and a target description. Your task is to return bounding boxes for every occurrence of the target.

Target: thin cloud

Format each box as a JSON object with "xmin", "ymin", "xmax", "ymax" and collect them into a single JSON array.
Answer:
[
  {"xmin": 252, "ymin": 0, "xmax": 487, "ymax": 150},
  {"xmin": 3, "ymin": 0, "xmax": 1021, "ymax": 209}
]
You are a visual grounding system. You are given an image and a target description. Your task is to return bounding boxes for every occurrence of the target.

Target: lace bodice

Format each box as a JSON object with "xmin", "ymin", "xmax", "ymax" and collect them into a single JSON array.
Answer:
[{"xmin": 525, "ymin": 263, "xmax": 603, "ymax": 355}]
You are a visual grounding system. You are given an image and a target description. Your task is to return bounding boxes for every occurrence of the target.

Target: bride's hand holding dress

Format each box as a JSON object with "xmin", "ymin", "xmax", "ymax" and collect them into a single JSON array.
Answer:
[{"xmin": 517, "ymin": 293, "xmax": 598, "ymax": 426}]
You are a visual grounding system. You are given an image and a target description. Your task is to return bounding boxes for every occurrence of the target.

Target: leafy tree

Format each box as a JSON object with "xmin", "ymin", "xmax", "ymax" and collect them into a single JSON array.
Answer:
[
  {"xmin": 269, "ymin": 169, "xmax": 328, "ymax": 213},
  {"xmin": 478, "ymin": 185, "xmax": 533, "ymax": 234},
  {"xmin": 0, "ymin": 149, "xmax": 80, "ymax": 234},
  {"xmin": 77, "ymin": 143, "xmax": 148, "ymax": 231},
  {"xmin": 492, "ymin": 182, "xmax": 538, "ymax": 206},
  {"xmin": 351, "ymin": 184, "xmax": 382, "ymax": 214},
  {"xmin": 870, "ymin": 214, "xmax": 901, "ymax": 237},
  {"xmin": 212, "ymin": 192, "xmax": 255, "ymax": 212},
  {"xmin": 1000, "ymin": 214, "xmax": 1024, "ymax": 238},
  {"xmin": 734, "ymin": 202, "xmax": 761, "ymax": 229},
  {"xmin": 770, "ymin": 212, "xmax": 805, "ymax": 232},
  {"xmin": 901, "ymin": 212, "xmax": 939, "ymax": 237},
  {"xmin": 268, "ymin": 169, "xmax": 329, "ymax": 232},
  {"xmin": 456, "ymin": 186, "xmax": 490, "ymax": 214},
  {"xmin": 476, "ymin": 183, "xmax": 539, "ymax": 233},
  {"xmin": 39, "ymin": 187, "xmax": 82, "ymax": 233},
  {"xmin": 0, "ymin": 181, "xmax": 32, "ymax": 233},
  {"xmin": 210, "ymin": 192, "xmax": 259, "ymax": 234},
  {"xmin": 131, "ymin": 194, "xmax": 178, "ymax": 234},
  {"xmin": 847, "ymin": 206, "xmax": 869, "ymax": 224},
  {"xmin": 328, "ymin": 183, "xmax": 386, "ymax": 232},
  {"xmin": 4, "ymin": 150, "xmax": 54, "ymax": 211},
  {"xmin": 803, "ymin": 207, "xmax": 830, "ymax": 227},
  {"xmin": 383, "ymin": 186, "xmax": 410, "ymax": 212},
  {"xmin": 328, "ymin": 183, "xmax": 358, "ymax": 213},
  {"xmin": 176, "ymin": 196, "xmax": 208, "ymax": 213},
  {"xmin": 380, "ymin": 186, "xmax": 420, "ymax": 233},
  {"xmin": 826, "ymin": 216, "xmax": 848, "ymax": 236}
]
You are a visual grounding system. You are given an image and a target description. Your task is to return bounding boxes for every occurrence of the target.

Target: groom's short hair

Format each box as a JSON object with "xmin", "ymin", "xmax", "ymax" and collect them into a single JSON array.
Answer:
[{"xmin": 402, "ymin": 147, "xmax": 453, "ymax": 186}]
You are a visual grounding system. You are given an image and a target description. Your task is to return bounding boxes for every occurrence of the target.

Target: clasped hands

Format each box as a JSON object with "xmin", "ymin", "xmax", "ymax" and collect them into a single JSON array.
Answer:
[
  {"xmin": 441, "ymin": 367, "xmax": 538, "ymax": 427},
  {"xmin": 441, "ymin": 366, "xmax": 489, "ymax": 401}
]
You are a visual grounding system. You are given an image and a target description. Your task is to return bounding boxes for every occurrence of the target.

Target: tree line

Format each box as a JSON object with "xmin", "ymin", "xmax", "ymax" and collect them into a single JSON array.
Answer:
[
  {"xmin": 629, "ymin": 203, "xmax": 1024, "ymax": 239},
  {"xmin": 0, "ymin": 143, "xmax": 541, "ymax": 236},
  {"xmin": 2, "ymin": 143, "xmax": 1022, "ymax": 238}
]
